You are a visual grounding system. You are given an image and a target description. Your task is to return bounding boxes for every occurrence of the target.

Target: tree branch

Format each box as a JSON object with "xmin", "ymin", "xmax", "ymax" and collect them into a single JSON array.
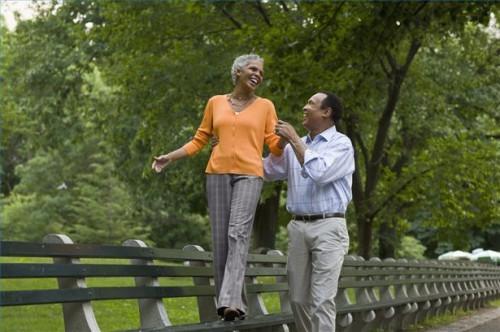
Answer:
[
  {"xmin": 311, "ymin": 2, "xmax": 345, "ymax": 41},
  {"xmin": 368, "ymin": 164, "xmax": 438, "ymax": 219},
  {"xmin": 379, "ymin": 57, "xmax": 391, "ymax": 79},
  {"xmin": 354, "ymin": 132, "xmax": 370, "ymax": 173},
  {"xmin": 219, "ymin": 6, "xmax": 243, "ymax": 29},
  {"xmin": 386, "ymin": 51, "xmax": 398, "ymax": 71},
  {"xmin": 286, "ymin": 2, "xmax": 345, "ymax": 50},
  {"xmin": 253, "ymin": 0, "xmax": 272, "ymax": 27},
  {"xmin": 402, "ymin": 39, "xmax": 421, "ymax": 71},
  {"xmin": 345, "ymin": 118, "xmax": 366, "ymax": 213},
  {"xmin": 413, "ymin": 2, "xmax": 428, "ymax": 16},
  {"xmin": 365, "ymin": 39, "xmax": 421, "ymax": 197},
  {"xmin": 279, "ymin": 1, "xmax": 289, "ymax": 12}
]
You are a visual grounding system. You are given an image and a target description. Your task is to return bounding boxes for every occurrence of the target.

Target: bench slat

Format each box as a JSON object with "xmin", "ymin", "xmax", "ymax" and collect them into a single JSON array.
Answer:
[
  {"xmin": 0, "ymin": 241, "xmax": 287, "ymax": 264},
  {"xmin": 0, "ymin": 263, "xmax": 286, "ymax": 278},
  {"xmin": 127, "ymin": 313, "xmax": 294, "ymax": 332},
  {"xmin": 340, "ymin": 267, "xmax": 499, "ymax": 277},
  {"xmin": 0, "ymin": 241, "xmax": 212, "ymax": 261},
  {"xmin": 339, "ymin": 276, "xmax": 495, "ymax": 288},
  {"xmin": 246, "ymin": 283, "xmax": 289, "ymax": 293},
  {"xmin": 342, "ymin": 260, "xmax": 497, "ymax": 271},
  {"xmin": 0, "ymin": 282, "xmax": 290, "ymax": 306},
  {"xmin": 0, "ymin": 286, "xmax": 214, "ymax": 306}
]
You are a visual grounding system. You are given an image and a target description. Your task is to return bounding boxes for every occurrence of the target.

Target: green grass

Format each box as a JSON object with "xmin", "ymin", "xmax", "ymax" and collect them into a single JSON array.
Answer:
[{"xmin": 0, "ymin": 257, "xmax": 281, "ymax": 332}]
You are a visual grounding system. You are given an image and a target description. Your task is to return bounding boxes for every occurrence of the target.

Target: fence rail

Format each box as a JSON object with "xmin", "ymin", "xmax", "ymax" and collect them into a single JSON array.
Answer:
[{"xmin": 1, "ymin": 236, "xmax": 500, "ymax": 331}]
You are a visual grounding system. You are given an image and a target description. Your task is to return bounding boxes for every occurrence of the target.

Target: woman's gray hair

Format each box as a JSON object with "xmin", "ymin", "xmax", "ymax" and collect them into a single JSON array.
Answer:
[{"xmin": 231, "ymin": 54, "xmax": 264, "ymax": 85}]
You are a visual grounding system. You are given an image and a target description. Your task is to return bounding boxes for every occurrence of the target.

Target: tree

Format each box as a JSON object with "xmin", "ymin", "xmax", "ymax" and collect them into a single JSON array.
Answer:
[
  {"xmin": 2, "ymin": 1, "xmax": 497, "ymax": 256},
  {"xmin": 1, "ymin": 141, "xmax": 147, "ymax": 243},
  {"xmin": 1, "ymin": 2, "xmax": 147, "ymax": 244}
]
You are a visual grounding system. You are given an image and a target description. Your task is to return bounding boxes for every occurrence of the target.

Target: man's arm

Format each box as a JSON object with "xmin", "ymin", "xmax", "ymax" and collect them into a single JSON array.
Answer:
[
  {"xmin": 275, "ymin": 120, "xmax": 355, "ymax": 184},
  {"xmin": 301, "ymin": 142, "xmax": 355, "ymax": 184},
  {"xmin": 263, "ymin": 145, "xmax": 289, "ymax": 181},
  {"xmin": 274, "ymin": 120, "xmax": 307, "ymax": 165}
]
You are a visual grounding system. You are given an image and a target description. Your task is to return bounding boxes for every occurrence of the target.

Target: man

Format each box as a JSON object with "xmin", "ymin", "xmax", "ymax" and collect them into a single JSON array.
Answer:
[{"xmin": 263, "ymin": 92, "xmax": 354, "ymax": 332}]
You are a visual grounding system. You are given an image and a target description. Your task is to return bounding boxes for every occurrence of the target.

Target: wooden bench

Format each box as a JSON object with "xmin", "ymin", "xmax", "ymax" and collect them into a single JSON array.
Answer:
[
  {"xmin": 0, "ymin": 234, "xmax": 292, "ymax": 332},
  {"xmin": 336, "ymin": 256, "xmax": 500, "ymax": 331},
  {"xmin": 2, "ymin": 234, "xmax": 500, "ymax": 331}
]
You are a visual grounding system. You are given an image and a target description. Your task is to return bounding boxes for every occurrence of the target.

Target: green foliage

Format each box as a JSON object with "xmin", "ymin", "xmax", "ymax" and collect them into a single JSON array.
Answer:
[
  {"xmin": 1, "ymin": 1, "xmax": 498, "ymax": 255},
  {"xmin": 396, "ymin": 236, "xmax": 426, "ymax": 259},
  {"xmin": 1, "ymin": 144, "xmax": 146, "ymax": 244},
  {"xmin": 274, "ymin": 225, "xmax": 288, "ymax": 254}
]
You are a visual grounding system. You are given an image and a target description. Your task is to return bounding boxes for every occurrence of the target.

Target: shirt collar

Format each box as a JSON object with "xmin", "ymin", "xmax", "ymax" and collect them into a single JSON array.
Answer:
[{"xmin": 306, "ymin": 125, "xmax": 337, "ymax": 143}]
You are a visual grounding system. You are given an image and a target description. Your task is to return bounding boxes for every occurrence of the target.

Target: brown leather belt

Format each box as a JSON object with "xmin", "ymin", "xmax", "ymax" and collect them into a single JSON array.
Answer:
[{"xmin": 293, "ymin": 212, "xmax": 345, "ymax": 222}]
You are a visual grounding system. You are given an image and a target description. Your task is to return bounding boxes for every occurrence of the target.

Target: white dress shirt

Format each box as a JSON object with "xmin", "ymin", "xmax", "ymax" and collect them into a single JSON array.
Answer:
[{"xmin": 263, "ymin": 125, "xmax": 355, "ymax": 215}]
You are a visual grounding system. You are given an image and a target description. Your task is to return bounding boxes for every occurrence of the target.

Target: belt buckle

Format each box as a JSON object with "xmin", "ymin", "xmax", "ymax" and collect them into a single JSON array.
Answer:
[{"xmin": 306, "ymin": 214, "xmax": 319, "ymax": 222}]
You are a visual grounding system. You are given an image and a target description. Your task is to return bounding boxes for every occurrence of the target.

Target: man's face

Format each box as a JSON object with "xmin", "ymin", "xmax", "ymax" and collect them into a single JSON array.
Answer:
[{"xmin": 302, "ymin": 93, "xmax": 329, "ymax": 131}]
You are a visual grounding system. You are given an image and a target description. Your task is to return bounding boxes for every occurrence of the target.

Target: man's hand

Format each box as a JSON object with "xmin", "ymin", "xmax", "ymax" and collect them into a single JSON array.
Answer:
[
  {"xmin": 275, "ymin": 120, "xmax": 300, "ymax": 144},
  {"xmin": 275, "ymin": 120, "xmax": 306, "ymax": 165},
  {"xmin": 210, "ymin": 135, "xmax": 219, "ymax": 149},
  {"xmin": 152, "ymin": 154, "xmax": 172, "ymax": 173}
]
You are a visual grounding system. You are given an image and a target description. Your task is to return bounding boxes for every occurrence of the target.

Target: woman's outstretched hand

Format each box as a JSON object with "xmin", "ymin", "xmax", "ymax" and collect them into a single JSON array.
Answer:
[
  {"xmin": 152, "ymin": 154, "xmax": 172, "ymax": 173},
  {"xmin": 151, "ymin": 148, "xmax": 188, "ymax": 173}
]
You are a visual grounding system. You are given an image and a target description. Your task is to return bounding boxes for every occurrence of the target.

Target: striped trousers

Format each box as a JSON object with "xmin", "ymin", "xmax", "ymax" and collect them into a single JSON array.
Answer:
[{"xmin": 206, "ymin": 174, "xmax": 263, "ymax": 315}]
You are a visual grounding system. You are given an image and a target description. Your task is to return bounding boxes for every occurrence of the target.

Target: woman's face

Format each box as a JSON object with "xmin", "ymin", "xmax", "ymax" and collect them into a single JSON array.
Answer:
[{"xmin": 236, "ymin": 60, "xmax": 264, "ymax": 91}]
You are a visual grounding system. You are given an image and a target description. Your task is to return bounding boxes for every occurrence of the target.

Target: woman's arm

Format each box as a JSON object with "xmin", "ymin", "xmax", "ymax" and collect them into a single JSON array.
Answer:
[
  {"xmin": 264, "ymin": 102, "xmax": 284, "ymax": 156},
  {"xmin": 152, "ymin": 147, "xmax": 188, "ymax": 173},
  {"xmin": 182, "ymin": 98, "xmax": 214, "ymax": 155},
  {"xmin": 152, "ymin": 98, "xmax": 215, "ymax": 173}
]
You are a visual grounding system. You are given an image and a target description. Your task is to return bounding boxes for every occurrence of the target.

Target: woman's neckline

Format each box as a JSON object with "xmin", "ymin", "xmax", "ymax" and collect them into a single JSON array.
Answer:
[{"xmin": 225, "ymin": 94, "xmax": 259, "ymax": 113}]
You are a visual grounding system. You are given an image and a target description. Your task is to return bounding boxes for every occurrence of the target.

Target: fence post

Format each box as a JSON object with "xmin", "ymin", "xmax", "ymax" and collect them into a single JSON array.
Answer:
[
  {"xmin": 393, "ymin": 259, "xmax": 418, "ymax": 331},
  {"xmin": 43, "ymin": 234, "xmax": 100, "ymax": 332},
  {"xmin": 413, "ymin": 259, "xmax": 432, "ymax": 324},
  {"xmin": 445, "ymin": 261, "xmax": 461, "ymax": 314},
  {"xmin": 460, "ymin": 261, "xmax": 475, "ymax": 311},
  {"xmin": 336, "ymin": 255, "xmax": 354, "ymax": 332},
  {"xmin": 182, "ymin": 244, "xmax": 218, "ymax": 322},
  {"xmin": 376, "ymin": 258, "xmax": 397, "ymax": 331},
  {"xmin": 454, "ymin": 261, "xmax": 469, "ymax": 312},
  {"xmin": 347, "ymin": 256, "xmax": 376, "ymax": 332},
  {"xmin": 246, "ymin": 249, "xmax": 292, "ymax": 332},
  {"xmin": 123, "ymin": 239, "xmax": 171, "ymax": 329},
  {"xmin": 244, "ymin": 254, "xmax": 273, "ymax": 332},
  {"xmin": 367, "ymin": 257, "xmax": 395, "ymax": 331},
  {"xmin": 435, "ymin": 260, "xmax": 452, "ymax": 316},
  {"xmin": 406, "ymin": 259, "xmax": 428, "ymax": 326},
  {"xmin": 427, "ymin": 260, "xmax": 443, "ymax": 319}
]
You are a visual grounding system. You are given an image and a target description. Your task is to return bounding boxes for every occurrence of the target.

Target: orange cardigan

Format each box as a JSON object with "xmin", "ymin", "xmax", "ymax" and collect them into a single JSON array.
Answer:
[{"xmin": 183, "ymin": 95, "xmax": 283, "ymax": 177}]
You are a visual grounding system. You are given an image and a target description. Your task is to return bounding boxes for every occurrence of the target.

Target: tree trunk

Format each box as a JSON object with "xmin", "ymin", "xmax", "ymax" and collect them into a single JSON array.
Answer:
[
  {"xmin": 378, "ymin": 220, "xmax": 396, "ymax": 258},
  {"xmin": 252, "ymin": 183, "xmax": 282, "ymax": 251},
  {"xmin": 351, "ymin": 40, "xmax": 421, "ymax": 259},
  {"xmin": 357, "ymin": 214, "xmax": 373, "ymax": 258}
]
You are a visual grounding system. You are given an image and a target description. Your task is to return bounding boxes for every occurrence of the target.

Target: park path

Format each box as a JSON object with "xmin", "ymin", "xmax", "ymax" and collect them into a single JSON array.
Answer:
[{"xmin": 424, "ymin": 307, "xmax": 500, "ymax": 332}]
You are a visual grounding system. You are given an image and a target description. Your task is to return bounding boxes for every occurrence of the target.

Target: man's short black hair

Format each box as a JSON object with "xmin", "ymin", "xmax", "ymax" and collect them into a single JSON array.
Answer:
[{"xmin": 319, "ymin": 91, "xmax": 343, "ymax": 123}]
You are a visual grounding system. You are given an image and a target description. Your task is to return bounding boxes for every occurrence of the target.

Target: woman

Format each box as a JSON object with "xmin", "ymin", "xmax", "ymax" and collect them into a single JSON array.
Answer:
[{"xmin": 152, "ymin": 54, "xmax": 282, "ymax": 321}]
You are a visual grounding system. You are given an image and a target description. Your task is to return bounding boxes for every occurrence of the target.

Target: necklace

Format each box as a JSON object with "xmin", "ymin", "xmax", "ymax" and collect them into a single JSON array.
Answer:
[{"xmin": 228, "ymin": 94, "xmax": 256, "ymax": 110}]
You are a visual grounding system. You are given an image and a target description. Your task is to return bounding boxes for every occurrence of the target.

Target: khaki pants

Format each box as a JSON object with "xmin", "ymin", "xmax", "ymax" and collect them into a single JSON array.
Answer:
[{"xmin": 287, "ymin": 217, "xmax": 349, "ymax": 332}]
